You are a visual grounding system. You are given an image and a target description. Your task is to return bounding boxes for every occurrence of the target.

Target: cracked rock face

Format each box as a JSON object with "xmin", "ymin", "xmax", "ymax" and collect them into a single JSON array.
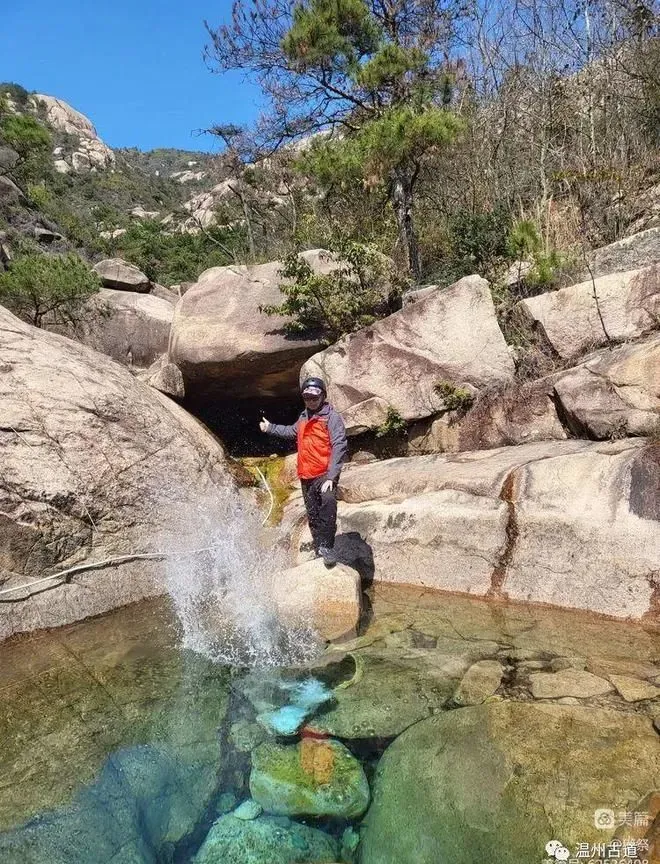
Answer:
[
  {"xmin": 0, "ymin": 305, "xmax": 233, "ymax": 640},
  {"xmin": 516, "ymin": 264, "xmax": 660, "ymax": 359},
  {"xmin": 408, "ymin": 334, "xmax": 660, "ymax": 454},
  {"xmin": 289, "ymin": 439, "xmax": 660, "ymax": 619}
]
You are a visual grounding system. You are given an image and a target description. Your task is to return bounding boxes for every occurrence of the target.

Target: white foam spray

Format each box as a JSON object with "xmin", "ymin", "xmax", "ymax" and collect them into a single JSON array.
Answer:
[{"xmin": 159, "ymin": 483, "xmax": 322, "ymax": 667}]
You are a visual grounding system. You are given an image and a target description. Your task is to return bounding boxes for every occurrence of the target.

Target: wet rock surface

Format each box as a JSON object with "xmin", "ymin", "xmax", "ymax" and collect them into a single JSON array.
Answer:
[{"xmin": 249, "ymin": 738, "xmax": 370, "ymax": 819}]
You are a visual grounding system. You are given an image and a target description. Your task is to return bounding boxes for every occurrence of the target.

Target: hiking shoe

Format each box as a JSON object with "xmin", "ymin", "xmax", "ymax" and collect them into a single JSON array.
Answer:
[{"xmin": 318, "ymin": 546, "xmax": 337, "ymax": 568}]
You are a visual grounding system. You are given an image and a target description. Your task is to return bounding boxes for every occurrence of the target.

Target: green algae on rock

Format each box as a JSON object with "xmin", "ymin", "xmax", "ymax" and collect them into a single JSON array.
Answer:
[
  {"xmin": 193, "ymin": 813, "xmax": 339, "ymax": 864},
  {"xmin": 249, "ymin": 739, "xmax": 370, "ymax": 819},
  {"xmin": 361, "ymin": 701, "xmax": 660, "ymax": 864}
]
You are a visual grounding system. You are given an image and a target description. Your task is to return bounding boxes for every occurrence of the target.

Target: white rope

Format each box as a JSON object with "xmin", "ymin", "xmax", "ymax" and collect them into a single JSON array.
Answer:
[
  {"xmin": 255, "ymin": 464, "xmax": 275, "ymax": 526},
  {"xmin": 0, "ymin": 465, "xmax": 277, "ymax": 600}
]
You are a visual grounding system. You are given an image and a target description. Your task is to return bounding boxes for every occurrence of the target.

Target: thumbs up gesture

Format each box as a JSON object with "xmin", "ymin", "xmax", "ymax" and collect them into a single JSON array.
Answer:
[{"xmin": 259, "ymin": 417, "xmax": 271, "ymax": 433}]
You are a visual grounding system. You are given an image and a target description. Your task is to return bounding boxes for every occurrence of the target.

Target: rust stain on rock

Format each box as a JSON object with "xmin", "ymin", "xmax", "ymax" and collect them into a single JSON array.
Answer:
[{"xmin": 488, "ymin": 470, "xmax": 519, "ymax": 598}]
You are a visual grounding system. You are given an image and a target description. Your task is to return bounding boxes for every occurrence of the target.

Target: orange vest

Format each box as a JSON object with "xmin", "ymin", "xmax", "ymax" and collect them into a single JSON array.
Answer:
[{"xmin": 297, "ymin": 415, "xmax": 332, "ymax": 479}]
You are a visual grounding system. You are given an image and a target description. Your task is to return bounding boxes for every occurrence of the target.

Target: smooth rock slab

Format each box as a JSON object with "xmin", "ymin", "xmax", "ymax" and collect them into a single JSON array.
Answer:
[
  {"xmin": 249, "ymin": 739, "xmax": 370, "ymax": 819},
  {"xmin": 609, "ymin": 675, "xmax": 660, "ymax": 703},
  {"xmin": 453, "ymin": 660, "xmax": 504, "ymax": 705},
  {"xmin": 330, "ymin": 438, "xmax": 660, "ymax": 620},
  {"xmin": 194, "ymin": 813, "xmax": 339, "ymax": 864},
  {"xmin": 529, "ymin": 669, "xmax": 614, "ymax": 699}
]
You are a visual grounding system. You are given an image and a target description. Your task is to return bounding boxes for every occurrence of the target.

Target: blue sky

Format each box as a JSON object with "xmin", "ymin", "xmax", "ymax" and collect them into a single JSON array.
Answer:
[{"xmin": 1, "ymin": 0, "xmax": 264, "ymax": 152}]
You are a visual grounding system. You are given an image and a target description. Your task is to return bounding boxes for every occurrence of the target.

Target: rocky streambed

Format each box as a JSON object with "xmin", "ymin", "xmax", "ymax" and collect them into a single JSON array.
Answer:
[{"xmin": 0, "ymin": 586, "xmax": 657, "ymax": 863}]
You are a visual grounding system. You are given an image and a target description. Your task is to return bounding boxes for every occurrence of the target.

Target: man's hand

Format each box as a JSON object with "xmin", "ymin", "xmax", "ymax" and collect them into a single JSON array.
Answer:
[
  {"xmin": 259, "ymin": 417, "xmax": 271, "ymax": 433},
  {"xmin": 321, "ymin": 479, "xmax": 334, "ymax": 493}
]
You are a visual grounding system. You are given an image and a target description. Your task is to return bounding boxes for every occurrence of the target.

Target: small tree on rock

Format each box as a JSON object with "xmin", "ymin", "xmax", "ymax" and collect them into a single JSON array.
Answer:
[
  {"xmin": 0, "ymin": 253, "xmax": 101, "ymax": 329},
  {"xmin": 260, "ymin": 240, "xmax": 406, "ymax": 340}
]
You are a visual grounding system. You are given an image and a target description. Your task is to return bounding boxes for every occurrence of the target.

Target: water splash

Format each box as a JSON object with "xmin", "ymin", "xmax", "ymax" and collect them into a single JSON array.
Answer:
[{"xmin": 160, "ymin": 484, "xmax": 322, "ymax": 667}]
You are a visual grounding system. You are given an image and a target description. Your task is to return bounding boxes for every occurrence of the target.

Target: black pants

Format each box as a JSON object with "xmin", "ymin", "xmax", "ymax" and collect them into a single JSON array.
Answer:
[{"xmin": 301, "ymin": 476, "xmax": 337, "ymax": 550}]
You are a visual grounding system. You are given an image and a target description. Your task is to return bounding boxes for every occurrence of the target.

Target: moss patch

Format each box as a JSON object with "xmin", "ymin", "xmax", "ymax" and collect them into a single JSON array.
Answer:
[{"xmin": 249, "ymin": 739, "xmax": 370, "ymax": 819}]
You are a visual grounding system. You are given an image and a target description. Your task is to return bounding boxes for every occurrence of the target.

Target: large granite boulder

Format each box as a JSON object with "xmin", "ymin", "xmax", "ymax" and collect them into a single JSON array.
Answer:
[
  {"xmin": 0, "ymin": 305, "xmax": 234, "ymax": 640},
  {"xmin": 293, "ymin": 439, "xmax": 660, "ymax": 619},
  {"xmin": 552, "ymin": 335, "xmax": 660, "ymax": 438},
  {"xmin": 93, "ymin": 258, "xmax": 151, "ymax": 292},
  {"xmin": 361, "ymin": 701, "xmax": 660, "ymax": 864},
  {"xmin": 585, "ymin": 226, "xmax": 660, "ymax": 278},
  {"xmin": 301, "ymin": 276, "xmax": 515, "ymax": 434},
  {"xmin": 516, "ymin": 264, "xmax": 660, "ymax": 359},
  {"xmin": 168, "ymin": 250, "xmax": 338, "ymax": 401},
  {"xmin": 71, "ymin": 288, "xmax": 174, "ymax": 369},
  {"xmin": 408, "ymin": 335, "xmax": 660, "ymax": 453}
]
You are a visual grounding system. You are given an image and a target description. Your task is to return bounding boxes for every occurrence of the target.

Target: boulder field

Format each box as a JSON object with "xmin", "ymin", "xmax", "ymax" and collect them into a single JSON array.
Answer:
[{"xmin": 1, "ymin": 224, "xmax": 659, "ymax": 640}]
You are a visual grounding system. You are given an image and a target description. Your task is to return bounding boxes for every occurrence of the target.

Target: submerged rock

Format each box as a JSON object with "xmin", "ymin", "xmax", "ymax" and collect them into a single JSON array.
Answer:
[
  {"xmin": 240, "ymin": 673, "xmax": 336, "ymax": 736},
  {"xmin": 528, "ymin": 669, "xmax": 614, "ymax": 699},
  {"xmin": 249, "ymin": 738, "xmax": 370, "ymax": 819},
  {"xmin": 314, "ymin": 636, "xmax": 499, "ymax": 738},
  {"xmin": 0, "ymin": 744, "xmax": 219, "ymax": 863},
  {"xmin": 361, "ymin": 701, "xmax": 660, "ymax": 864},
  {"xmin": 453, "ymin": 660, "xmax": 504, "ymax": 705},
  {"xmin": 232, "ymin": 799, "xmax": 263, "ymax": 820},
  {"xmin": 193, "ymin": 813, "xmax": 339, "ymax": 864}
]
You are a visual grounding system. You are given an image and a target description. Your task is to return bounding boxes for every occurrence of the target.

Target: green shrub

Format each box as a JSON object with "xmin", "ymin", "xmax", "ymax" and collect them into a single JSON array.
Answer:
[
  {"xmin": 261, "ymin": 239, "xmax": 406, "ymax": 341},
  {"xmin": 0, "ymin": 253, "xmax": 101, "ymax": 328},
  {"xmin": 433, "ymin": 381, "xmax": 474, "ymax": 412},
  {"xmin": 112, "ymin": 219, "xmax": 241, "ymax": 285},
  {"xmin": 505, "ymin": 219, "xmax": 563, "ymax": 291},
  {"xmin": 0, "ymin": 112, "xmax": 52, "ymax": 184},
  {"xmin": 26, "ymin": 183, "xmax": 52, "ymax": 209},
  {"xmin": 375, "ymin": 406, "xmax": 407, "ymax": 438}
]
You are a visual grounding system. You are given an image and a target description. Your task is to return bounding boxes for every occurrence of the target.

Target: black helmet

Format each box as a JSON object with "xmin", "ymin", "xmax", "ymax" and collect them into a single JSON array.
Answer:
[{"xmin": 301, "ymin": 376, "xmax": 326, "ymax": 396}]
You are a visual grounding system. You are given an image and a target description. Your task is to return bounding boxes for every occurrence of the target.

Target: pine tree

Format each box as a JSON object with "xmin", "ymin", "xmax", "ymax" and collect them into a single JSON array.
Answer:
[{"xmin": 205, "ymin": 0, "xmax": 465, "ymax": 278}]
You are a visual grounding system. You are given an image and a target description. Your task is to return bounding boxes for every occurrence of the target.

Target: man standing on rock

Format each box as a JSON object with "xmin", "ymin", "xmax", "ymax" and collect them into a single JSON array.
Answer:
[{"xmin": 259, "ymin": 376, "xmax": 348, "ymax": 568}]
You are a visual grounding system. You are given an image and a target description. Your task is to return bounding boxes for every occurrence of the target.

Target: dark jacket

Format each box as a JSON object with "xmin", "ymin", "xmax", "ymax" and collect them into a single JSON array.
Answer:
[{"xmin": 267, "ymin": 401, "xmax": 348, "ymax": 482}]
